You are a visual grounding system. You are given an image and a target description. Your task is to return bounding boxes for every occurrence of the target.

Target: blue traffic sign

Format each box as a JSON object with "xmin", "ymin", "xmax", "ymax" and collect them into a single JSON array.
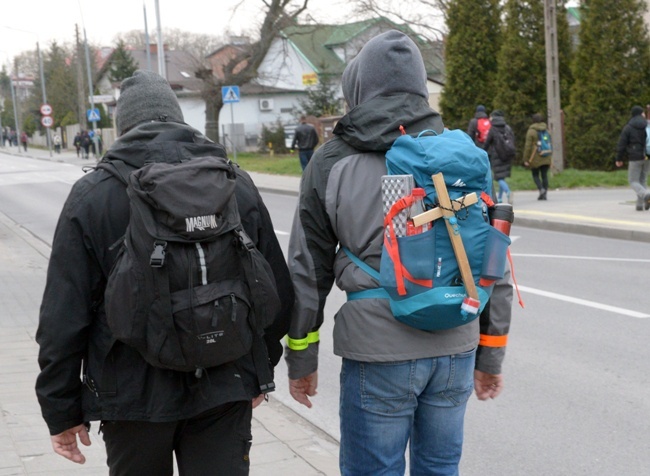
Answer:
[
  {"xmin": 222, "ymin": 85, "xmax": 240, "ymax": 103},
  {"xmin": 87, "ymin": 108, "xmax": 101, "ymax": 122}
]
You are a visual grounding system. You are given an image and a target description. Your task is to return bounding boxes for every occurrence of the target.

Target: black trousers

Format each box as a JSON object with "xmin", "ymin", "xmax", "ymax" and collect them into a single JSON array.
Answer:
[{"xmin": 101, "ymin": 401, "xmax": 252, "ymax": 476}]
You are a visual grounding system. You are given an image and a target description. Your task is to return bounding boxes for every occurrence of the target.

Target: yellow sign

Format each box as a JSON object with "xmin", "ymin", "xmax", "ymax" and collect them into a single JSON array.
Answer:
[{"xmin": 302, "ymin": 73, "xmax": 318, "ymax": 86}]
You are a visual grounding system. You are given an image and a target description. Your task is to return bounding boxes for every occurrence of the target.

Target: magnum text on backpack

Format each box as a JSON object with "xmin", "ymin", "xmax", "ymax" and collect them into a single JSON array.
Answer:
[
  {"xmin": 99, "ymin": 136, "xmax": 280, "ymax": 392},
  {"xmin": 345, "ymin": 128, "xmax": 513, "ymax": 331}
]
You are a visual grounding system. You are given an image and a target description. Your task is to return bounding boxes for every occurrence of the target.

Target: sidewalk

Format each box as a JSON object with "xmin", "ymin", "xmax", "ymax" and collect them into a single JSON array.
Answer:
[
  {"xmin": 0, "ymin": 147, "xmax": 339, "ymax": 475},
  {"xmin": 1, "ymin": 145, "xmax": 649, "ymax": 475}
]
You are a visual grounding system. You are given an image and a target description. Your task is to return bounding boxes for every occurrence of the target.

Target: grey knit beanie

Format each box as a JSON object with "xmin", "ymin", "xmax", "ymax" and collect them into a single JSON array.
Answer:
[{"xmin": 115, "ymin": 70, "xmax": 184, "ymax": 135}]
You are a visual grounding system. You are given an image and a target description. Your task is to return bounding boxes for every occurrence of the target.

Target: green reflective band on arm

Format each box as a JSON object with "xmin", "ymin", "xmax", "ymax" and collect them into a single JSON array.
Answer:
[{"xmin": 286, "ymin": 331, "xmax": 320, "ymax": 351}]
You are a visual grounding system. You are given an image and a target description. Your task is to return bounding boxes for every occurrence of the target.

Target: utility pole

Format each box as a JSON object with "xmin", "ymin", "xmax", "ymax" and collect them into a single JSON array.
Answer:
[
  {"xmin": 155, "ymin": 0, "xmax": 166, "ymax": 78},
  {"xmin": 75, "ymin": 25, "xmax": 87, "ymax": 130},
  {"xmin": 544, "ymin": 0, "xmax": 564, "ymax": 172},
  {"xmin": 144, "ymin": 2, "xmax": 152, "ymax": 71},
  {"xmin": 9, "ymin": 67, "xmax": 21, "ymax": 153},
  {"xmin": 36, "ymin": 42, "xmax": 53, "ymax": 157},
  {"xmin": 83, "ymin": 27, "xmax": 99, "ymax": 158}
]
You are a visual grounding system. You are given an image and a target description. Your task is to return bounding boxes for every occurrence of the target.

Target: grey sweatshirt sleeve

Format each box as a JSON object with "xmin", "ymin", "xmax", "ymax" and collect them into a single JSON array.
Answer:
[{"xmin": 284, "ymin": 154, "xmax": 338, "ymax": 379}]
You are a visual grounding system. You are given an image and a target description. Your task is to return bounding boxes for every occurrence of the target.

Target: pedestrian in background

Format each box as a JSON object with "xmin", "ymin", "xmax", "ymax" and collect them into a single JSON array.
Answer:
[
  {"xmin": 615, "ymin": 105, "xmax": 650, "ymax": 211},
  {"xmin": 285, "ymin": 30, "xmax": 511, "ymax": 475},
  {"xmin": 290, "ymin": 116, "xmax": 319, "ymax": 171},
  {"xmin": 467, "ymin": 104, "xmax": 491, "ymax": 147},
  {"xmin": 20, "ymin": 131, "xmax": 28, "ymax": 151},
  {"xmin": 35, "ymin": 70, "xmax": 294, "ymax": 474},
  {"xmin": 53, "ymin": 133, "xmax": 62, "ymax": 154},
  {"xmin": 483, "ymin": 109, "xmax": 516, "ymax": 203},
  {"xmin": 73, "ymin": 132, "xmax": 82, "ymax": 157},
  {"xmin": 523, "ymin": 113, "xmax": 552, "ymax": 200},
  {"xmin": 80, "ymin": 131, "xmax": 91, "ymax": 159}
]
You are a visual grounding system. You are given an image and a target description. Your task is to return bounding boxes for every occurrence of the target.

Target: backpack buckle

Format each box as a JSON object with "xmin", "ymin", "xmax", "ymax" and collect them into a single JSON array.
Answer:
[
  {"xmin": 235, "ymin": 228, "xmax": 255, "ymax": 251},
  {"xmin": 150, "ymin": 241, "xmax": 167, "ymax": 267}
]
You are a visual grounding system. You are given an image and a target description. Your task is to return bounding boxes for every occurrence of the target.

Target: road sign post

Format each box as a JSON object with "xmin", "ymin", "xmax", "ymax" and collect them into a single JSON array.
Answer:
[
  {"xmin": 222, "ymin": 86, "xmax": 240, "ymax": 161},
  {"xmin": 40, "ymin": 103, "xmax": 53, "ymax": 157}
]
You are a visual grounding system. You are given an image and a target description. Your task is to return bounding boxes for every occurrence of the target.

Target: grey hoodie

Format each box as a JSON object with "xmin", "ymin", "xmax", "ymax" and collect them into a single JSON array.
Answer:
[{"xmin": 285, "ymin": 30, "xmax": 513, "ymax": 380}]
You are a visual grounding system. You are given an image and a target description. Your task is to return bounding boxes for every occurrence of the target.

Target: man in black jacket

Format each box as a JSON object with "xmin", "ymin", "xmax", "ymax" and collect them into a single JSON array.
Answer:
[
  {"xmin": 290, "ymin": 116, "xmax": 319, "ymax": 171},
  {"xmin": 35, "ymin": 70, "xmax": 293, "ymax": 474},
  {"xmin": 615, "ymin": 105, "xmax": 650, "ymax": 211}
]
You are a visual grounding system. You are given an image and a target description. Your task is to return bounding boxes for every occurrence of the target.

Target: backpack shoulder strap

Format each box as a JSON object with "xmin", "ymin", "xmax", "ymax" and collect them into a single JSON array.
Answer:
[{"xmin": 96, "ymin": 159, "xmax": 136, "ymax": 186}]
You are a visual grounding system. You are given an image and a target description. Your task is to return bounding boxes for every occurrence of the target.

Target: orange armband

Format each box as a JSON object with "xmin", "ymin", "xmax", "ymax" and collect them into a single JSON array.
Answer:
[{"xmin": 479, "ymin": 334, "xmax": 508, "ymax": 348}]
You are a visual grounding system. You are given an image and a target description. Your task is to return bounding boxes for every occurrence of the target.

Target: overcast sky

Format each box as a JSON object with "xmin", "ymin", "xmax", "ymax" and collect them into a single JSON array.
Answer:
[
  {"xmin": 2, "ymin": 0, "xmax": 581, "ymax": 68},
  {"xmin": 0, "ymin": 0, "xmax": 361, "ymax": 65}
]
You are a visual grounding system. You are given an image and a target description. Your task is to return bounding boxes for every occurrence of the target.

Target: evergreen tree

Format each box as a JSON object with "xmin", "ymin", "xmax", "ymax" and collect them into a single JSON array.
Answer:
[
  {"xmin": 38, "ymin": 42, "xmax": 78, "ymax": 129},
  {"xmin": 439, "ymin": 0, "xmax": 502, "ymax": 130},
  {"xmin": 565, "ymin": 0, "xmax": 650, "ymax": 170},
  {"xmin": 109, "ymin": 40, "xmax": 138, "ymax": 83},
  {"xmin": 493, "ymin": 0, "xmax": 573, "ymax": 162}
]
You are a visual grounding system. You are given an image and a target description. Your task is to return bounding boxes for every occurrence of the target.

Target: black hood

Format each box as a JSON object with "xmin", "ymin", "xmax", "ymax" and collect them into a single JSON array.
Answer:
[
  {"xmin": 490, "ymin": 116, "xmax": 506, "ymax": 128},
  {"xmin": 333, "ymin": 93, "xmax": 444, "ymax": 152},
  {"xmin": 629, "ymin": 115, "xmax": 647, "ymax": 130},
  {"xmin": 102, "ymin": 122, "xmax": 216, "ymax": 169}
]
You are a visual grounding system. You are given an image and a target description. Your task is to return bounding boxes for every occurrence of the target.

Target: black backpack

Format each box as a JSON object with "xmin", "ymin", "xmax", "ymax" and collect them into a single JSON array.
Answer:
[
  {"xmin": 98, "ymin": 135, "xmax": 280, "ymax": 393},
  {"xmin": 493, "ymin": 126, "xmax": 516, "ymax": 164}
]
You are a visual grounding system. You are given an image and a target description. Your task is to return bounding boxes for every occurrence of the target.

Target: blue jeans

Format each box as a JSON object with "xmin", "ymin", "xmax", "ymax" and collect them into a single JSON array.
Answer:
[
  {"xmin": 339, "ymin": 349, "xmax": 476, "ymax": 476},
  {"xmin": 497, "ymin": 179, "xmax": 510, "ymax": 201},
  {"xmin": 299, "ymin": 149, "xmax": 314, "ymax": 170}
]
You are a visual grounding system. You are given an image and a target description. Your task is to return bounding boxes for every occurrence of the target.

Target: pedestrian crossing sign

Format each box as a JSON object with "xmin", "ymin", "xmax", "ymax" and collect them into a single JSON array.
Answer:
[
  {"xmin": 87, "ymin": 108, "xmax": 101, "ymax": 122},
  {"xmin": 222, "ymin": 85, "xmax": 240, "ymax": 103}
]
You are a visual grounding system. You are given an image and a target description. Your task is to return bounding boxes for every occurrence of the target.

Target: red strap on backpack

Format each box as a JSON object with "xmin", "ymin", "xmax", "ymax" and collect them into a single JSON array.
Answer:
[{"xmin": 383, "ymin": 192, "xmax": 433, "ymax": 296}]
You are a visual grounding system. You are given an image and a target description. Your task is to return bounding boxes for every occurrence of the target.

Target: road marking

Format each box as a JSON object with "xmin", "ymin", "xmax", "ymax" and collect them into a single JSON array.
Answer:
[
  {"xmin": 511, "ymin": 253, "xmax": 650, "ymax": 263},
  {"xmin": 517, "ymin": 285, "xmax": 649, "ymax": 318},
  {"xmin": 516, "ymin": 209, "xmax": 650, "ymax": 229}
]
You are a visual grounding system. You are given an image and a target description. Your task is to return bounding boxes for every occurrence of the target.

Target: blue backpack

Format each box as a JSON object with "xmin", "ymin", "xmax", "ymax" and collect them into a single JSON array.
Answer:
[
  {"xmin": 537, "ymin": 130, "xmax": 552, "ymax": 156},
  {"xmin": 344, "ymin": 128, "xmax": 511, "ymax": 331}
]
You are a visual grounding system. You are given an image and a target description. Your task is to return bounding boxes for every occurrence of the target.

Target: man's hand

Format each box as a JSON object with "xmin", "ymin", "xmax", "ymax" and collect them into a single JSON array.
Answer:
[
  {"xmin": 50, "ymin": 424, "xmax": 91, "ymax": 464},
  {"xmin": 252, "ymin": 394, "xmax": 266, "ymax": 409},
  {"xmin": 474, "ymin": 370, "xmax": 503, "ymax": 401},
  {"xmin": 615, "ymin": 161, "xmax": 624, "ymax": 168},
  {"xmin": 289, "ymin": 371, "xmax": 318, "ymax": 408}
]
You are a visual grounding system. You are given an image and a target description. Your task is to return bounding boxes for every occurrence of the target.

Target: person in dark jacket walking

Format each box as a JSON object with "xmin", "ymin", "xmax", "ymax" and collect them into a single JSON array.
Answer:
[
  {"xmin": 483, "ymin": 110, "xmax": 515, "ymax": 203},
  {"xmin": 285, "ymin": 30, "xmax": 512, "ymax": 475},
  {"xmin": 35, "ymin": 70, "xmax": 294, "ymax": 475},
  {"xmin": 20, "ymin": 131, "xmax": 28, "ymax": 151},
  {"xmin": 467, "ymin": 104, "xmax": 491, "ymax": 147},
  {"xmin": 72, "ymin": 132, "xmax": 82, "ymax": 157},
  {"xmin": 615, "ymin": 105, "xmax": 650, "ymax": 210},
  {"xmin": 290, "ymin": 116, "xmax": 319, "ymax": 170}
]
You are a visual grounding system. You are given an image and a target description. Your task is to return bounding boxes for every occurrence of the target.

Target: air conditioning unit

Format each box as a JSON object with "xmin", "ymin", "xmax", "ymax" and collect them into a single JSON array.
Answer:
[{"xmin": 259, "ymin": 99, "xmax": 274, "ymax": 111}]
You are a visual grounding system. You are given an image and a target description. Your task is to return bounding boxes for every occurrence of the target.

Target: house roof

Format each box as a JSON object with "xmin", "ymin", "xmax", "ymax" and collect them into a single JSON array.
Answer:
[
  {"xmin": 128, "ymin": 48, "xmax": 204, "ymax": 91},
  {"xmin": 97, "ymin": 46, "xmax": 204, "ymax": 92},
  {"xmin": 280, "ymin": 18, "xmax": 445, "ymax": 82}
]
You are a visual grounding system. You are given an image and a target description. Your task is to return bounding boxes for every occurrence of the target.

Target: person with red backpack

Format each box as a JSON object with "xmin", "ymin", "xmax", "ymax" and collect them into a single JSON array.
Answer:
[{"xmin": 467, "ymin": 104, "xmax": 491, "ymax": 147}]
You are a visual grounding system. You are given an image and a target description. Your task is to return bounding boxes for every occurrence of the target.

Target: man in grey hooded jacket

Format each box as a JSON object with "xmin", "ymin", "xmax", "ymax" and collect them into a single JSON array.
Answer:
[{"xmin": 285, "ymin": 30, "xmax": 512, "ymax": 475}]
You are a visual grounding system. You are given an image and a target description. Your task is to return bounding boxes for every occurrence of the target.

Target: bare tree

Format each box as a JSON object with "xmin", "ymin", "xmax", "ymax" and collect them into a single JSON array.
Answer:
[
  {"xmin": 196, "ymin": 0, "xmax": 309, "ymax": 143},
  {"xmin": 114, "ymin": 29, "xmax": 223, "ymax": 64},
  {"xmin": 352, "ymin": 0, "xmax": 448, "ymax": 41}
]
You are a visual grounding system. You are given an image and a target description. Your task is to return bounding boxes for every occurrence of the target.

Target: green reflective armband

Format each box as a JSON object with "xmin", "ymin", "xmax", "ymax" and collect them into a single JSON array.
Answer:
[{"xmin": 286, "ymin": 331, "xmax": 320, "ymax": 351}]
